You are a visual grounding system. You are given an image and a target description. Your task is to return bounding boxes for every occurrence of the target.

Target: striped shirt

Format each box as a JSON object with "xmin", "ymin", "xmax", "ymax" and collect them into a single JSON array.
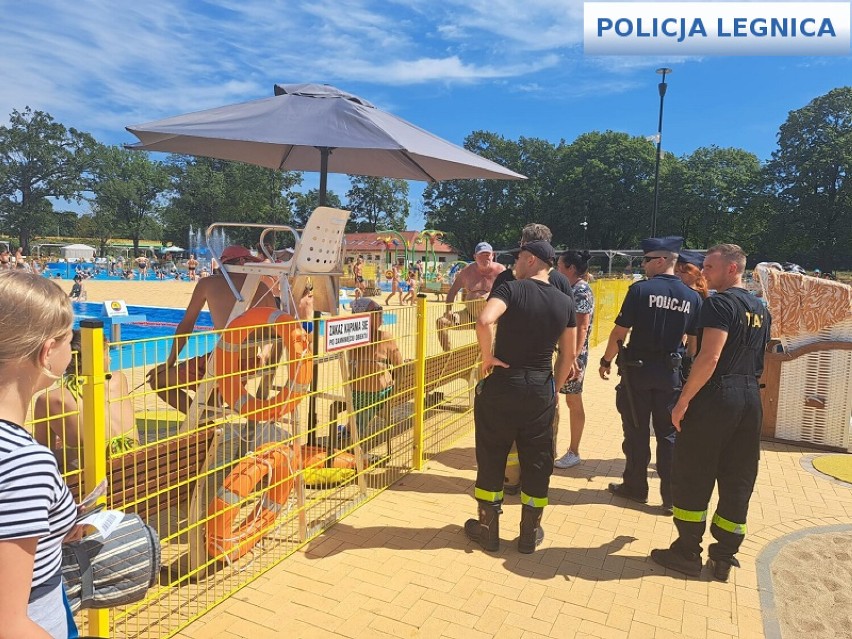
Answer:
[{"xmin": 0, "ymin": 420, "xmax": 76, "ymax": 592}]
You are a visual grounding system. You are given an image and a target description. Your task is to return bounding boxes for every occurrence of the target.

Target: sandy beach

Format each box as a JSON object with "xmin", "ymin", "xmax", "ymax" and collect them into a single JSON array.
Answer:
[{"xmin": 59, "ymin": 278, "xmax": 198, "ymax": 309}]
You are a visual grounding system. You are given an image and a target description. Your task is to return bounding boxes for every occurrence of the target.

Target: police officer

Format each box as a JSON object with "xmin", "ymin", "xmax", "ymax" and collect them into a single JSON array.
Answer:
[
  {"xmin": 465, "ymin": 240, "xmax": 576, "ymax": 554},
  {"xmin": 651, "ymin": 244, "xmax": 771, "ymax": 582},
  {"xmin": 599, "ymin": 236, "xmax": 702, "ymax": 513}
]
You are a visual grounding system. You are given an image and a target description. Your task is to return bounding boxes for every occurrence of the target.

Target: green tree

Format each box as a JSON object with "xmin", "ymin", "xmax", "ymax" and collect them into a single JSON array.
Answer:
[
  {"xmin": 161, "ymin": 156, "xmax": 301, "ymax": 248},
  {"xmin": 766, "ymin": 87, "xmax": 852, "ymax": 270},
  {"xmin": 423, "ymin": 131, "xmax": 545, "ymax": 256},
  {"xmin": 0, "ymin": 108, "xmax": 96, "ymax": 252},
  {"xmin": 346, "ymin": 176, "xmax": 409, "ymax": 233},
  {"xmin": 658, "ymin": 146, "xmax": 765, "ymax": 249},
  {"xmin": 290, "ymin": 188, "xmax": 343, "ymax": 228},
  {"xmin": 556, "ymin": 131, "xmax": 657, "ymax": 249},
  {"xmin": 92, "ymin": 146, "xmax": 171, "ymax": 254},
  {"xmin": 76, "ymin": 204, "xmax": 119, "ymax": 256}
]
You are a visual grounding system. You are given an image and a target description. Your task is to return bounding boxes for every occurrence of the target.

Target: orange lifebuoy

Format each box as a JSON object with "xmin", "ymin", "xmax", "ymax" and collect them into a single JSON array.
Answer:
[
  {"xmin": 385, "ymin": 269, "xmax": 394, "ymax": 280},
  {"xmin": 300, "ymin": 445, "xmax": 357, "ymax": 470},
  {"xmin": 206, "ymin": 443, "xmax": 294, "ymax": 561},
  {"xmin": 216, "ymin": 307, "xmax": 313, "ymax": 422}
]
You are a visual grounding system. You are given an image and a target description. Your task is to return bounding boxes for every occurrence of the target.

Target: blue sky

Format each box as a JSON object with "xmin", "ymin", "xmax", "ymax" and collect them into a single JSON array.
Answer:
[{"xmin": 2, "ymin": 0, "xmax": 849, "ymax": 228}]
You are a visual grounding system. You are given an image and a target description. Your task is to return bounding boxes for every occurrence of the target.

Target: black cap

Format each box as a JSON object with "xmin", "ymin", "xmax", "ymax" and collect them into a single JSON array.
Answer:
[
  {"xmin": 640, "ymin": 236, "xmax": 683, "ymax": 254},
  {"xmin": 677, "ymin": 249, "xmax": 704, "ymax": 269},
  {"xmin": 508, "ymin": 240, "xmax": 555, "ymax": 264}
]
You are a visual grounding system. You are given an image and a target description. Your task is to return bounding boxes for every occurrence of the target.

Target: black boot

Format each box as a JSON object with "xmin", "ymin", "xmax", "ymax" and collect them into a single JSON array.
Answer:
[
  {"xmin": 518, "ymin": 505, "xmax": 544, "ymax": 554},
  {"xmin": 464, "ymin": 500, "xmax": 501, "ymax": 552},
  {"xmin": 707, "ymin": 556, "xmax": 740, "ymax": 582}
]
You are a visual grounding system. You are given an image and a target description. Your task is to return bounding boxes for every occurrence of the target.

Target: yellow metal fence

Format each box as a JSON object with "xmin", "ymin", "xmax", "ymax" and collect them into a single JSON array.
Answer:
[{"xmin": 24, "ymin": 280, "xmax": 628, "ymax": 638}]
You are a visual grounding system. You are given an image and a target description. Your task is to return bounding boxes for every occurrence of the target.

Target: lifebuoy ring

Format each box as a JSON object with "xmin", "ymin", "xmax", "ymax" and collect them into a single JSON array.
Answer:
[
  {"xmin": 385, "ymin": 269, "xmax": 394, "ymax": 280},
  {"xmin": 300, "ymin": 445, "xmax": 357, "ymax": 470},
  {"xmin": 206, "ymin": 443, "xmax": 294, "ymax": 561},
  {"xmin": 216, "ymin": 307, "xmax": 313, "ymax": 422}
]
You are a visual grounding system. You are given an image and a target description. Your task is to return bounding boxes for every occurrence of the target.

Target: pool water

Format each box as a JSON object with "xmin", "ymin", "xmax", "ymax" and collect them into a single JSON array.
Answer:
[{"xmin": 72, "ymin": 302, "xmax": 214, "ymax": 370}]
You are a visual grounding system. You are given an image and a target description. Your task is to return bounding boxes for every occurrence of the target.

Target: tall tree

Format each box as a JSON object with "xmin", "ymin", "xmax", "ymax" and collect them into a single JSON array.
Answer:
[
  {"xmin": 0, "ymin": 108, "xmax": 96, "ymax": 252},
  {"xmin": 290, "ymin": 188, "xmax": 343, "ymax": 228},
  {"xmin": 161, "ymin": 156, "xmax": 301, "ymax": 248},
  {"xmin": 658, "ymin": 146, "xmax": 765, "ymax": 248},
  {"xmin": 766, "ymin": 87, "xmax": 852, "ymax": 270},
  {"xmin": 423, "ymin": 131, "xmax": 537, "ymax": 257},
  {"xmin": 346, "ymin": 176, "xmax": 409, "ymax": 232},
  {"xmin": 92, "ymin": 146, "xmax": 171, "ymax": 254},
  {"xmin": 556, "ymin": 131, "xmax": 657, "ymax": 250}
]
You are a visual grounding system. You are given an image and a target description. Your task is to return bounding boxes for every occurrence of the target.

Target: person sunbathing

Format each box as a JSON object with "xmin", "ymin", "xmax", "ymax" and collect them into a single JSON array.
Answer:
[{"xmin": 34, "ymin": 331, "xmax": 139, "ymax": 471}]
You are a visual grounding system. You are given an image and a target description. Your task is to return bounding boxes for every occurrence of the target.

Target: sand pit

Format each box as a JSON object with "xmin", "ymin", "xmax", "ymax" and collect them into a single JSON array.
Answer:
[{"xmin": 770, "ymin": 529, "xmax": 852, "ymax": 639}]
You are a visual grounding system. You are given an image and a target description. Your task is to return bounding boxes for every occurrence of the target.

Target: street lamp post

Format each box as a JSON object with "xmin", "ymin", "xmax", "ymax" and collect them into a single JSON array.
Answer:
[
  {"xmin": 651, "ymin": 67, "xmax": 672, "ymax": 238},
  {"xmin": 580, "ymin": 217, "xmax": 588, "ymax": 248}
]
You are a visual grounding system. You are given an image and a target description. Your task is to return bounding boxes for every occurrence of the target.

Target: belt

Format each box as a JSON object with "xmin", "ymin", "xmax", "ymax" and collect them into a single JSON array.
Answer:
[{"xmin": 490, "ymin": 368, "xmax": 552, "ymax": 383}]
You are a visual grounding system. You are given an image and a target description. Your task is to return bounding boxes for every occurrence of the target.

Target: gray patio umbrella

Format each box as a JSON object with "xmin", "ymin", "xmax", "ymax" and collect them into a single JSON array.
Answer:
[{"xmin": 126, "ymin": 83, "xmax": 525, "ymax": 204}]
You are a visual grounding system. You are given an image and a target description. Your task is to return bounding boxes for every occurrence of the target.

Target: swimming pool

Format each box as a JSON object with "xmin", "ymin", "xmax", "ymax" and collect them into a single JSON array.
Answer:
[{"xmin": 73, "ymin": 302, "xmax": 214, "ymax": 370}]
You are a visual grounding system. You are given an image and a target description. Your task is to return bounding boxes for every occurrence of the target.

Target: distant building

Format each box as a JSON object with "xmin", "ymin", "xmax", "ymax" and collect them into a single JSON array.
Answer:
[{"xmin": 343, "ymin": 231, "xmax": 459, "ymax": 266}]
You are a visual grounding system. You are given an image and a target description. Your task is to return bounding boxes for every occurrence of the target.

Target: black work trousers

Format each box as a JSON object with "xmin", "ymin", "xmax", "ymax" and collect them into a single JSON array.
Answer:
[
  {"xmin": 615, "ymin": 362, "xmax": 679, "ymax": 503},
  {"xmin": 474, "ymin": 369, "xmax": 555, "ymax": 505},
  {"xmin": 671, "ymin": 375, "xmax": 762, "ymax": 562}
]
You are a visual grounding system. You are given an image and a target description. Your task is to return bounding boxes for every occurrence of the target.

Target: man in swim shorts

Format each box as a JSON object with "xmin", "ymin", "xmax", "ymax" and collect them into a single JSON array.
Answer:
[
  {"xmin": 436, "ymin": 242, "xmax": 505, "ymax": 351},
  {"xmin": 146, "ymin": 245, "xmax": 275, "ymax": 413}
]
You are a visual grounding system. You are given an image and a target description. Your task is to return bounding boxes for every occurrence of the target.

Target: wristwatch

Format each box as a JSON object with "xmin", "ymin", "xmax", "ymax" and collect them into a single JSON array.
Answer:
[{"xmin": 600, "ymin": 356, "xmax": 612, "ymax": 368}]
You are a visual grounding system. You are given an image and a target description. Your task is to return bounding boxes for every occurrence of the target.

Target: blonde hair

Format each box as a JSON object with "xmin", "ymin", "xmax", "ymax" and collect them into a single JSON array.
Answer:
[
  {"xmin": 0, "ymin": 271, "xmax": 73, "ymax": 366},
  {"xmin": 707, "ymin": 243, "xmax": 747, "ymax": 274}
]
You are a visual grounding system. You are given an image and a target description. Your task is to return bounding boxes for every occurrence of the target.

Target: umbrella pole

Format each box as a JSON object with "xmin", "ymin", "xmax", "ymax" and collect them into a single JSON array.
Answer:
[{"xmin": 317, "ymin": 146, "xmax": 332, "ymax": 207}]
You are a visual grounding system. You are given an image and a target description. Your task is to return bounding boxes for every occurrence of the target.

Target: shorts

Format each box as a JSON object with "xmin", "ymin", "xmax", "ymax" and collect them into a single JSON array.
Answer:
[
  {"xmin": 355, "ymin": 275, "xmax": 364, "ymax": 283},
  {"xmin": 560, "ymin": 350, "xmax": 588, "ymax": 395}
]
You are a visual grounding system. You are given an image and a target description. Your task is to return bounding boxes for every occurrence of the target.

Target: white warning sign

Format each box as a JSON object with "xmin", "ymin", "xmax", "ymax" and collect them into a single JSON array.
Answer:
[{"xmin": 326, "ymin": 314, "xmax": 371, "ymax": 352}]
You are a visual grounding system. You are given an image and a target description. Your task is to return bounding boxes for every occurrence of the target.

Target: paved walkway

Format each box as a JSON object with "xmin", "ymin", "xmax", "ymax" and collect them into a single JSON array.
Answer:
[{"xmin": 178, "ymin": 343, "xmax": 852, "ymax": 639}]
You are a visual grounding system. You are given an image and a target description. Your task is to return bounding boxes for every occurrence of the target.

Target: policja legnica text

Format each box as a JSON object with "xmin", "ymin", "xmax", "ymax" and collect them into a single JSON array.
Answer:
[{"xmin": 597, "ymin": 17, "xmax": 838, "ymax": 43}]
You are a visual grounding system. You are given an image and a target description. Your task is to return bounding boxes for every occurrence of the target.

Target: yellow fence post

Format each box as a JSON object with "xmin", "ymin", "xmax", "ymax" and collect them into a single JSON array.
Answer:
[
  {"xmin": 412, "ymin": 294, "xmax": 428, "ymax": 470},
  {"xmin": 79, "ymin": 319, "xmax": 110, "ymax": 638}
]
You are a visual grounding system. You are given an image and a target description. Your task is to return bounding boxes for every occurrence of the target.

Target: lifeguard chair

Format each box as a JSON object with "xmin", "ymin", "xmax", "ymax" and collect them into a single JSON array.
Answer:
[{"xmin": 179, "ymin": 207, "xmax": 350, "ymax": 572}]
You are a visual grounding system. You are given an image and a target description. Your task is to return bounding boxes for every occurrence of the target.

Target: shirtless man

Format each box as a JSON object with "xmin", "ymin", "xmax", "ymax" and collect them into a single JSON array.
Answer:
[
  {"xmin": 186, "ymin": 254, "xmax": 199, "ymax": 280},
  {"xmin": 135, "ymin": 254, "xmax": 149, "ymax": 279},
  {"xmin": 436, "ymin": 242, "xmax": 505, "ymax": 351},
  {"xmin": 34, "ymin": 332, "xmax": 138, "ymax": 471},
  {"xmin": 146, "ymin": 245, "xmax": 275, "ymax": 413},
  {"xmin": 353, "ymin": 257, "xmax": 366, "ymax": 295}
]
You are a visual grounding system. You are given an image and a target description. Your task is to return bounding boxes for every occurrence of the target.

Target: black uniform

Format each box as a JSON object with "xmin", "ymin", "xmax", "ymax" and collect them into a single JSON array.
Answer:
[
  {"xmin": 474, "ymin": 278, "xmax": 575, "ymax": 505},
  {"xmin": 669, "ymin": 287, "xmax": 771, "ymax": 565},
  {"xmin": 614, "ymin": 274, "xmax": 702, "ymax": 505}
]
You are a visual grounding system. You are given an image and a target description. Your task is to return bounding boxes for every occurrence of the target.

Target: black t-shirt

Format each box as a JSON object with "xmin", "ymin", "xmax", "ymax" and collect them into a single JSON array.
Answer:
[
  {"xmin": 490, "ymin": 268, "xmax": 572, "ymax": 298},
  {"xmin": 616, "ymin": 274, "xmax": 702, "ymax": 354},
  {"xmin": 697, "ymin": 287, "xmax": 771, "ymax": 377},
  {"xmin": 490, "ymin": 279, "xmax": 576, "ymax": 371}
]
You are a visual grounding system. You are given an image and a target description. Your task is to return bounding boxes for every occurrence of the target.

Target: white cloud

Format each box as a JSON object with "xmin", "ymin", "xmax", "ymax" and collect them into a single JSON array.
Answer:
[{"xmin": 0, "ymin": 0, "xmax": 686, "ymax": 146}]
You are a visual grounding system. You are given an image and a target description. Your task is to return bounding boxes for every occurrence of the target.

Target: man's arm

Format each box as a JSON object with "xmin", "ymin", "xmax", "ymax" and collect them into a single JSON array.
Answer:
[
  {"xmin": 554, "ymin": 326, "xmax": 578, "ymax": 390},
  {"xmin": 444, "ymin": 269, "xmax": 466, "ymax": 311},
  {"xmin": 599, "ymin": 324, "xmax": 630, "ymax": 380},
  {"xmin": 475, "ymin": 297, "xmax": 508, "ymax": 375},
  {"xmin": 166, "ymin": 281, "xmax": 208, "ymax": 367},
  {"xmin": 670, "ymin": 327, "xmax": 727, "ymax": 431}
]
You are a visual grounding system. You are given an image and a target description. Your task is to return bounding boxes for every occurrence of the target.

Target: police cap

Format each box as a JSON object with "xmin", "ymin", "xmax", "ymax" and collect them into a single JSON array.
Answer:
[
  {"xmin": 677, "ymin": 249, "xmax": 705, "ymax": 269},
  {"xmin": 640, "ymin": 236, "xmax": 683, "ymax": 255}
]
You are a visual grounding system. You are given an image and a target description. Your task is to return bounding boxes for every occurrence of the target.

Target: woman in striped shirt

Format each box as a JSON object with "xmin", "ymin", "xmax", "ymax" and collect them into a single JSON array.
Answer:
[{"xmin": 0, "ymin": 271, "xmax": 82, "ymax": 638}]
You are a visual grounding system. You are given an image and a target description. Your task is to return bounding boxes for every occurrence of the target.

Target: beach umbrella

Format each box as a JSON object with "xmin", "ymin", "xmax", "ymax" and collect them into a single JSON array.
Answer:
[{"xmin": 126, "ymin": 83, "xmax": 525, "ymax": 204}]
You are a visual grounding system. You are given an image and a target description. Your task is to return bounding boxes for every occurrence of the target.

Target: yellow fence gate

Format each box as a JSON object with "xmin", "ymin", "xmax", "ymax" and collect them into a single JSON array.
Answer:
[{"xmin": 26, "ymin": 280, "xmax": 629, "ymax": 638}]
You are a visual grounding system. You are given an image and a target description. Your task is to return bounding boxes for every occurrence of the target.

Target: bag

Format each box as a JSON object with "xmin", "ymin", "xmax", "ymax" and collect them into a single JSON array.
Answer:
[{"xmin": 62, "ymin": 513, "xmax": 161, "ymax": 612}]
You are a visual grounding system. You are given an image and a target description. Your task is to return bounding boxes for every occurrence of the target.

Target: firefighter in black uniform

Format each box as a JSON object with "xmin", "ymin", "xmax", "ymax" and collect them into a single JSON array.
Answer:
[
  {"xmin": 651, "ymin": 244, "xmax": 771, "ymax": 582},
  {"xmin": 465, "ymin": 240, "xmax": 576, "ymax": 554},
  {"xmin": 599, "ymin": 237, "xmax": 702, "ymax": 513}
]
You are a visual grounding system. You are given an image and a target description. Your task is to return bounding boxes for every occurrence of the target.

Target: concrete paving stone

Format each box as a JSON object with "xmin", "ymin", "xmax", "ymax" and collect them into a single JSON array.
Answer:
[{"xmin": 576, "ymin": 619, "xmax": 629, "ymax": 639}]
